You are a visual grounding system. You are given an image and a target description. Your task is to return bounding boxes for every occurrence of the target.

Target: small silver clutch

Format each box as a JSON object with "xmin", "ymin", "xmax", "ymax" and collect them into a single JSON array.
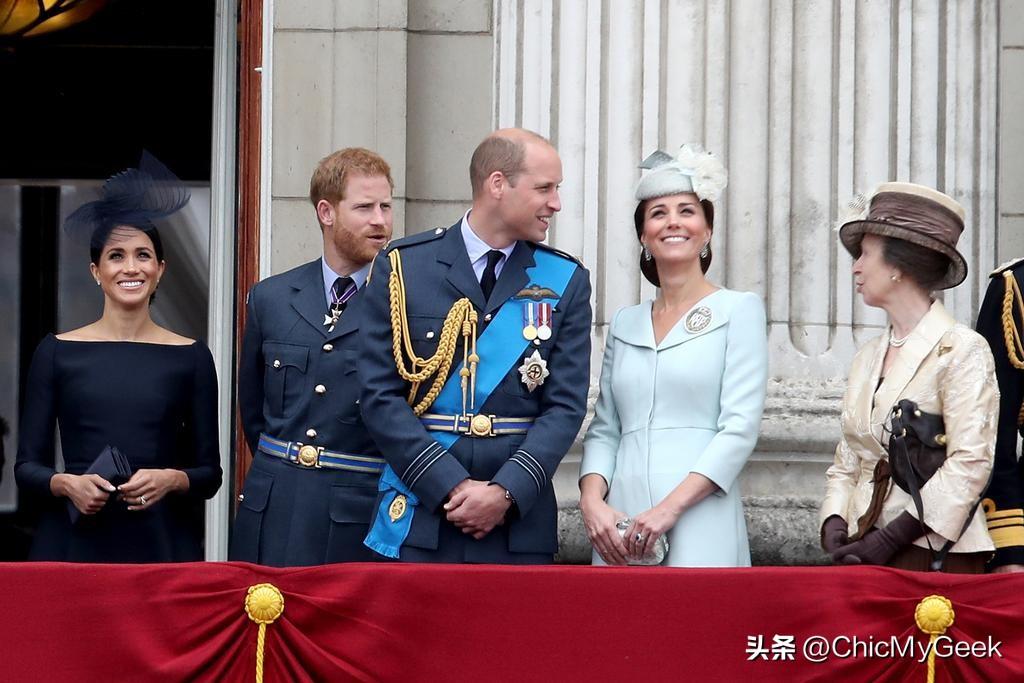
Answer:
[{"xmin": 616, "ymin": 518, "xmax": 669, "ymax": 565}]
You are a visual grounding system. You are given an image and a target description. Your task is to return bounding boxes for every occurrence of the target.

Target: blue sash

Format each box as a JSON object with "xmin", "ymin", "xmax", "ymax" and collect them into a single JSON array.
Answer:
[{"xmin": 364, "ymin": 249, "xmax": 577, "ymax": 558}]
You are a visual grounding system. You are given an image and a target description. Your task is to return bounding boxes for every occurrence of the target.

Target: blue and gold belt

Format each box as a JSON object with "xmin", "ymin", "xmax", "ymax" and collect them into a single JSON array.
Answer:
[
  {"xmin": 257, "ymin": 434, "xmax": 385, "ymax": 473},
  {"xmin": 418, "ymin": 413, "xmax": 534, "ymax": 438}
]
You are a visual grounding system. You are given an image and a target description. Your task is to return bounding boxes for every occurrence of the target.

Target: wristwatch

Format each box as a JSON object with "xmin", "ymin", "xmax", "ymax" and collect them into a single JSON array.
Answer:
[{"xmin": 489, "ymin": 482, "xmax": 516, "ymax": 507}]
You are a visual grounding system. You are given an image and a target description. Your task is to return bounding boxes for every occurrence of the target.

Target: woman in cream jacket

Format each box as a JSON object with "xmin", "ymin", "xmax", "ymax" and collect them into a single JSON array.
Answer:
[{"xmin": 821, "ymin": 182, "xmax": 997, "ymax": 573}]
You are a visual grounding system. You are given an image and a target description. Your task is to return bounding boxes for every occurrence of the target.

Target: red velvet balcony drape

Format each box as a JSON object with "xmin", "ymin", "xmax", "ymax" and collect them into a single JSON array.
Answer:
[{"xmin": 3, "ymin": 563, "xmax": 1022, "ymax": 682}]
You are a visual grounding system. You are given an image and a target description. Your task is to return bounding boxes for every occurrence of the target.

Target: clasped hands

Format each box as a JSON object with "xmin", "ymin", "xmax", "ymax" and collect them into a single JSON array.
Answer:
[
  {"xmin": 821, "ymin": 512, "xmax": 925, "ymax": 566},
  {"xmin": 56, "ymin": 469, "xmax": 188, "ymax": 515},
  {"xmin": 581, "ymin": 497, "xmax": 678, "ymax": 566},
  {"xmin": 443, "ymin": 479, "xmax": 512, "ymax": 540}
]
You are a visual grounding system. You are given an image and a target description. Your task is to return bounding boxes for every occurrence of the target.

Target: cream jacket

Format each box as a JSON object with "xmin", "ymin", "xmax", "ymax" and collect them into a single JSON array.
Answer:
[{"xmin": 821, "ymin": 301, "xmax": 997, "ymax": 553}]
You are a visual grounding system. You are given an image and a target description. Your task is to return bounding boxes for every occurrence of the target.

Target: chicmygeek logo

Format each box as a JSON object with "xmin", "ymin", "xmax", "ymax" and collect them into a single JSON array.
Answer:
[{"xmin": 745, "ymin": 634, "xmax": 1003, "ymax": 663}]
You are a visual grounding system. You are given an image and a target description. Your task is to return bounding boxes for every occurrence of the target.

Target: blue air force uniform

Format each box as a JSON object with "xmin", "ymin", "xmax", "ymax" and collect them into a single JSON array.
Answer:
[
  {"xmin": 977, "ymin": 258, "xmax": 1024, "ymax": 569},
  {"xmin": 230, "ymin": 259, "xmax": 386, "ymax": 566},
  {"xmin": 359, "ymin": 221, "xmax": 592, "ymax": 563}
]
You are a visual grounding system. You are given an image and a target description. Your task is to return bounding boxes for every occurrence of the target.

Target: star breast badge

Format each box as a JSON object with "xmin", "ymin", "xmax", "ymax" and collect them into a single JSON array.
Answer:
[{"xmin": 518, "ymin": 350, "xmax": 550, "ymax": 392}]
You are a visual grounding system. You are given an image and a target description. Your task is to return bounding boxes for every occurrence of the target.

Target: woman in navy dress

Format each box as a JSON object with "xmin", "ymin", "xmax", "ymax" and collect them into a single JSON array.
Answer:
[{"xmin": 15, "ymin": 154, "xmax": 222, "ymax": 562}]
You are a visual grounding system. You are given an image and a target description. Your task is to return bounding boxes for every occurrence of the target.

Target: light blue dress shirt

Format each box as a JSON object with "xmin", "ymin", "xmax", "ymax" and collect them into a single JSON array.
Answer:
[
  {"xmin": 321, "ymin": 258, "xmax": 371, "ymax": 307},
  {"xmin": 460, "ymin": 211, "xmax": 516, "ymax": 283}
]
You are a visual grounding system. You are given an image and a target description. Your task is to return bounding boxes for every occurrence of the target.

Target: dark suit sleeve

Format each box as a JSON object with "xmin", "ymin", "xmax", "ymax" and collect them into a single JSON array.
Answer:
[
  {"xmin": 180, "ymin": 342, "xmax": 223, "ymax": 499},
  {"xmin": 976, "ymin": 269, "xmax": 1024, "ymax": 568},
  {"xmin": 490, "ymin": 266, "xmax": 592, "ymax": 516},
  {"xmin": 14, "ymin": 335, "xmax": 59, "ymax": 496},
  {"xmin": 359, "ymin": 252, "xmax": 471, "ymax": 510},
  {"xmin": 238, "ymin": 284, "xmax": 266, "ymax": 454}
]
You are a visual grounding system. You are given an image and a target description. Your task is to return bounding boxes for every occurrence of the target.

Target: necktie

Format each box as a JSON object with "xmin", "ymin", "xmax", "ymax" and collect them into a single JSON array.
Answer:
[
  {"xmin": 480, "ymin": 250, "xmax": 504, "ymax": 301},
  {"xmin": 326, "ymin": 276, "xmax": 356, "ymax": 327}
]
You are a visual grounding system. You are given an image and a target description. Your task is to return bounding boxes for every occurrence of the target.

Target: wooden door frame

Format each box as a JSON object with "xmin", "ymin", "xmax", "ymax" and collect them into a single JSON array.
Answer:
[{"xmin": 233, "ymin": 0, "xmax": 263, "ymax": 502}]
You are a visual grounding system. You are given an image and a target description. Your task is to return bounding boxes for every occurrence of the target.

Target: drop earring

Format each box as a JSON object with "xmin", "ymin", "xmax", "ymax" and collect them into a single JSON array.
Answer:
[
  {"xmin": 642, "ymin": 245, "xmax": 652, "ymax": 262},
  {"xmin": 700, "ymin": 241, "xmax": 710, "ymax": 259}
]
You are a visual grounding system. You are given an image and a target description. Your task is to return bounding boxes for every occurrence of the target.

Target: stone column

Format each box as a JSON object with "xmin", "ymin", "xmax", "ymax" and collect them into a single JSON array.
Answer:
[
  {"xmin": 495, "ymin": 0, "xmax": 999, "ymax": 563},
  {"xmin": 268, "ymin": 1, "xmax": 410, "ymax": 272},
  {"xmin": 267, "ymin": 1, "xmax": 495, "ymax": 265}
]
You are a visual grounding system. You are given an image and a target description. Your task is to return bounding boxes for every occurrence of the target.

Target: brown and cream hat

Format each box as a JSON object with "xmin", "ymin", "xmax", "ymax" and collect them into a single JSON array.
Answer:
[{"xmin": 838, "ymin": 181, "xmax": 967, "ymax": 290}]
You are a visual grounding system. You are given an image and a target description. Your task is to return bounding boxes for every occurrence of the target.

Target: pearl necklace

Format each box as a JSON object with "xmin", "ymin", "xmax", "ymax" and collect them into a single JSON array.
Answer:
[{"xmin": 889, "ymin": 330, "xmax": 911, "ymax": 348}]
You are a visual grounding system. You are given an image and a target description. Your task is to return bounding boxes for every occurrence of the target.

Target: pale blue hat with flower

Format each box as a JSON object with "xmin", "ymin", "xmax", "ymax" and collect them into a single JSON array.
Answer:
[{"xmin": 634, "ymin": 143, "xmax": 728, "ymax": 203}]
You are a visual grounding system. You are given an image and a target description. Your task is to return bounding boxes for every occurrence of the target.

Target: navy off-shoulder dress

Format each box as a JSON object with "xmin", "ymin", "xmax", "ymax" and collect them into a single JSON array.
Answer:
[{"xmin": 15, "ymin": 335, "xmax": 222, "ymax": 562}]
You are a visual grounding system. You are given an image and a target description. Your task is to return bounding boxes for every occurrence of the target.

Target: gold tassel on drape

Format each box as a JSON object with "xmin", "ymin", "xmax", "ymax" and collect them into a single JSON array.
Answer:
[
  {"xmin": 245, "ymin": 583, "xmax": 285, "ymax": 683},
  {"xmin": 915, "ymin": 595, "xmax": 954, "ymax": 683}
]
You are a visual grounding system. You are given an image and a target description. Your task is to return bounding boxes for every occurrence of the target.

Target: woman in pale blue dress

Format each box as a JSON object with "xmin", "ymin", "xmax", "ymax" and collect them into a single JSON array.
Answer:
[{"xmin": 579, "ymin": 145, "xmax": 768, "ymax": 567}]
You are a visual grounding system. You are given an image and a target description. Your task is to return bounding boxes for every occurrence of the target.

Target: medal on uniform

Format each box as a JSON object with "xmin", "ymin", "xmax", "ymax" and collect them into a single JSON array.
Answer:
[
  {"xmin": 324, "ymin": 280, "xmax": 358, "ymax": 330},
  {"xmin": 537, "ymin": 302, "xmax": 553, "ymax": 340},
  {"xmin": 522, "ymin": 302, "xmax": 538, "ymax": 340},
  {"xmin": 324, "ymin": 303, "xmax": 344, "ymax": 331},
  {"xmin": 685, "ymin": 305, "xmax": 712, "ymax": 333},
  {"xmin": 518, "ymin": 350, "xmax": 549, "ymax": 392},
  {"xmin": 389, "ymin": 494, "xmax": 408, "ymax": 522}
]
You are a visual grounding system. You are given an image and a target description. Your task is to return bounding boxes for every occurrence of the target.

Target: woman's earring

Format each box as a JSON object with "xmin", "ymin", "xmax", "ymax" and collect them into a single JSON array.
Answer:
[
  {"xmin": 95, "ymin": 280, "xmax": 101, "ymax": 286},
  {"xmin": 890, "ymin": 273, "xmax": 901, "ymax": 282},
  {"xmin": 700, "ymin": 241, "xmax": 710, "ymax": 259},
  {"xmin": 642, "ymin": 245, "xmax": 652, "ymax": 262}
]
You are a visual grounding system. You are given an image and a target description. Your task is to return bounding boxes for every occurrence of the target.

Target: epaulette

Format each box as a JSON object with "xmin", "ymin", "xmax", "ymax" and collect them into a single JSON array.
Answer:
[
  {"xmin": 534, "ymin": 241, "xmax": 585, "ymax": 267},
  {"xmin": 384, "ymin": 226, "xmax": 449, "ymax": 253},
  {"xmin": 990, "ymin": 257, "xmax": 1024, "ymax": 278}
]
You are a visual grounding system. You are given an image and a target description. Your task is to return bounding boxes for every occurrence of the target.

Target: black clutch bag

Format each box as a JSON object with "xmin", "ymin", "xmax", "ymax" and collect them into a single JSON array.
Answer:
[
  {"xmin": 887, "ymin": 399, "xmax": 947, "ymax": 495},
  {"xmin": 67, "ymin": 445, "xmax": 133, "ymax": 524}
]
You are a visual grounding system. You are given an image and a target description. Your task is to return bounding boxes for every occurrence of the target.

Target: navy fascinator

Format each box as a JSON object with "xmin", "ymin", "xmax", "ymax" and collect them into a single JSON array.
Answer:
[{"xmin": 63, "ymin": 151, "xmax": 191, "ymax": 252}]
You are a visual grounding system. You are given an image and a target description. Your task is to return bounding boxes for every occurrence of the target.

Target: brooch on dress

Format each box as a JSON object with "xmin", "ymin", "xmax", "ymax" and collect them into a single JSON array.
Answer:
[{"xmin": 684, "ymin": 306, "xmax": 712, "ymax": 333}]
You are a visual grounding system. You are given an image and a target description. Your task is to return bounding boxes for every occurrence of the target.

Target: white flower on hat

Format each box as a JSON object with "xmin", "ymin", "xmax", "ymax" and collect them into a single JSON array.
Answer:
[
  {"xmin": 674, "ymin": 143, "xmax": 728, "ymax": 202},
  {"xmin": 634, "ymin": 143, "xmax": 728, "ymax": 203}
]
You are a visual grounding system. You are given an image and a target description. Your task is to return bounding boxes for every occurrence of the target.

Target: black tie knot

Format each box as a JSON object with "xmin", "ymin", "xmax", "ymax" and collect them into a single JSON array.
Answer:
[
  {"xmin": 331, "ymin": 276, "xmax": 354, "ymax": 302},
  {"xmin": 480, "ymin": 250, "xmax": 504, "ymax": 300}
]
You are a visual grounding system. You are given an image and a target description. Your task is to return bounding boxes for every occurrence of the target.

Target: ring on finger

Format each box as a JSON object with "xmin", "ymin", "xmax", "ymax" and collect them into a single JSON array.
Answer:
[{"xmin": 139, "ymin": 495, "xmax": 147, "ymax": 505}]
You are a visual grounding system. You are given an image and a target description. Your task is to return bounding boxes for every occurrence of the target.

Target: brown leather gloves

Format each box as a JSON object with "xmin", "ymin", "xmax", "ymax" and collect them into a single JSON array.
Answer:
[{"xmin": 831, "ymin": 511, "xmax": 927, "ymax": 565}]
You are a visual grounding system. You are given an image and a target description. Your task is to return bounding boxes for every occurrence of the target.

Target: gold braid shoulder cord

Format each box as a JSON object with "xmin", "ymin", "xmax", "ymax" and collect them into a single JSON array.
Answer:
[
  {"xmin": 1000, "ymin": 271, "xmax": 1024, "ymax": 425},
  {"xmin": 387, "ymin": 248, "xmax": 479, "ymax": 416}
]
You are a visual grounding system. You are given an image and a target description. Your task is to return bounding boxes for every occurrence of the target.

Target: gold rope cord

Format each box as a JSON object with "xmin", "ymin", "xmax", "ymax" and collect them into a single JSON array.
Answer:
[
  {"xmin": 915, "ymin": 595, "xmax": 954, "ymax": 683},
  {"xmin": 999, "ymin": 272, "xmax": 1024, "ymax": 425},
  {"xmin": 244, "ymin": 583, "xmax": 285, "ymax": 683},
  {"xmin": 388, "ymin": 249, "xmax": 478, "ymax": 416}
]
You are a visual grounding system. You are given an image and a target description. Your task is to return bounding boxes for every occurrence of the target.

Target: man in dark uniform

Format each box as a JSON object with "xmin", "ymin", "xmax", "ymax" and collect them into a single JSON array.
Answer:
[
  {"xmin": 230, "ymin": 148, "xmax": 394, "ymax": 565},
  {"xmin": 977, "ymin": 258, "xmax": 1024, "ymax": 573},
  {"xmin": 359, "ymin": 128, "xmax": 592, "ymax": 564}
]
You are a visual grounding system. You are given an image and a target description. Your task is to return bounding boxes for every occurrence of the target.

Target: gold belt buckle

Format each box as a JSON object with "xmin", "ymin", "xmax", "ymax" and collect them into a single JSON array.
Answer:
[
  {"xmin": 296, "ymin": 444, "xmax": 322, "ymax": 468},
  {"xmin": 468, "ymin": 414, "xmax": 495, "ymax": 437}
]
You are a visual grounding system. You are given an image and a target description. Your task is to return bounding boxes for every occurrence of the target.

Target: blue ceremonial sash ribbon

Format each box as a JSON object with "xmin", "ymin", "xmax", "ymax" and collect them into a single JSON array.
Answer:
[
  {"xmin": 364, "ymin": 249, "xmax": 577, "ymax": 557},
  {"xmin": 363, "ymin": 466, "xmax": 419, "ymax": 559}
]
